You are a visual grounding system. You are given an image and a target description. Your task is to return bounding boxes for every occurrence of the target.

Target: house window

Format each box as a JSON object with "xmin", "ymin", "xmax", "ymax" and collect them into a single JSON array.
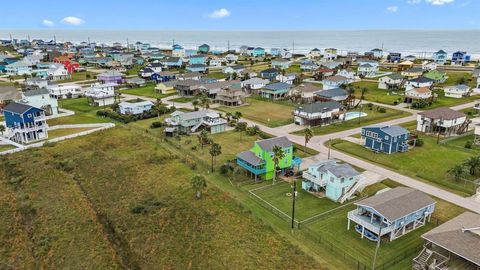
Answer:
[
  {"xmin": 385, "ymin": 135, "xmax": 389, "ymax": 140},
  {"xmin": 27, "ymin": 114, "xmax": 32, "ymax": 118}
]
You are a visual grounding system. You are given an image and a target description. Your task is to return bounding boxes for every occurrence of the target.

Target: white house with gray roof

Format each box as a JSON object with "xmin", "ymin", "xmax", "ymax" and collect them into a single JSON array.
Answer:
[
  {"xmin": 20, "ymin": 88, "xmax": 59, "ymax": 116},
  {"xmin": 165, "ymin": 110, "xmax": 227, "ymax": 134},
  {"xmin": 444, "ymin": 84, "xmax": 471, "ymax": 99},
  {"xmin": 348, "ymin": 187, "xmax": 436, "ymax": 241}
]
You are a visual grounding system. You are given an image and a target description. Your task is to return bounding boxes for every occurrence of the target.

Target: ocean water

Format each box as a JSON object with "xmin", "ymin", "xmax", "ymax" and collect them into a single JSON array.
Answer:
[{"xmin": 1, "ymin": 29, "xmax": 480, "ymax": 58}]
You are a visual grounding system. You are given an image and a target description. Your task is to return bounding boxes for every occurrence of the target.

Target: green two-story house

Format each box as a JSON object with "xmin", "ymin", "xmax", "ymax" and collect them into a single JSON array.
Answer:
[{"xmin": 236, "ymin": 136, "xmax": 301, "ymax": 180}]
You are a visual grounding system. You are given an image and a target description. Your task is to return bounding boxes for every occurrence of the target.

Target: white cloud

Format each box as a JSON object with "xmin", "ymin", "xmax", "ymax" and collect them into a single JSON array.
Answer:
[
  {"xmin": 407, "ymin": 0, "xmax": 454, "ymax": 4},
  {"xmin": 387, "ymin": 6, "xmax": 399, "ymax": 12},
  {"xmin": 208, "ymin": 8, "xmax": 230, "ymax": 19},
  {"xmin": 42, "ymin": 19, "xmax": 55, "ymax": 27},
  {"xmin": 61, "ymin": 16, "xmax": 85, "ymax": 26},
  {"xmin": 426, "ymin": 0, "xmax": 454, "ymax": 4}
]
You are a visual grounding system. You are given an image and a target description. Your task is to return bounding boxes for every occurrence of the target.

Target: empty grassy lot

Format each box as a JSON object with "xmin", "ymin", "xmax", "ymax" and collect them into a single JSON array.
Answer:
[
  {"xmin": 351, "ymin": 81, "xmax": 404, "ymax": 105},
  {"xmin": 217, "ymin": 97, "xmax": 294, "ymax": 128},
  {"xmin": 120, "ymin": 83, "xmax": 173, "ymax": 99},
  {"xmin": 48, "ymin": 98, "xmax": 113, "ymax": 125},
  {"xmin": 0, "ymin": 127, "xmax": 319, "ymax": 269}
]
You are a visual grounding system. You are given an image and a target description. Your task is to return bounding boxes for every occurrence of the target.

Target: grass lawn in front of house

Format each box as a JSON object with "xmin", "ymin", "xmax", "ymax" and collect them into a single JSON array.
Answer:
[
  {"xmin": 351, "ymin": 81, "xmax": 404, "ymax": 105},
  {"xmin": 48, "ymin": 98, "xmax": 114, "ymax": 125},
  {"xmin": 120, "ymin": 83, "xmax": 173, "ymax": 99}
]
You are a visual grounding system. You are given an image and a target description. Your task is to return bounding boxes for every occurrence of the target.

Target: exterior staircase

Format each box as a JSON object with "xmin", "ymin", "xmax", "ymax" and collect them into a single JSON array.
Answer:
[
  {"xmin": 339, "ymin": 176, "xmax": 366, "ymax": 203},
  {"xmin": 413, "ymin": 247, "xmax": 433, "ymax": 270},
  {"xmin": 190, "ymin": 121, "xmax": 204, "ymax": 133},
  {"xmin": 457, "ymin": 119, "xmax": 472, "ymax": 134}
]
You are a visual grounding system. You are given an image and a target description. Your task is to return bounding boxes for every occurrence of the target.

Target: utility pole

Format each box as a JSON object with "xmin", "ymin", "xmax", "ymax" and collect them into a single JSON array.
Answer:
[
  {"xmin": 328, "ymin": 138, "xmax": 331, "ymax": 159},
  {"xmin": 291, "ymin": 178, "xmax": 297, "ymax": 230},
  {"xmin": 228, "ymin": 40, "xmax": 230, "ymax": 52},
  {"xmin": 372, "ymin": 227, "xmax": 382, "ymax": 270}
]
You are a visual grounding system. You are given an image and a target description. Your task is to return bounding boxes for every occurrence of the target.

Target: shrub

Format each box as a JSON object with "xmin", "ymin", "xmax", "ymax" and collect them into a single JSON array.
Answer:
[
  {"xmin": 393, "ymin": 101, "xmax": 398, "ymax": 105},
  {"xmin": 150, "ymin": 121, "xmax": 163, "ymax": 129},
  {"xmin": 54, "ymin": 159, "xmax": 75, "ymax": 172},
  {"xmin": 378, "ymin": 107, "xmax": 386, "ymax": 113},
  {"xmin": 366, "ymin": 103, "xmax": 373, "ymax": 108},
  {"xmin": 465, "ymin": 141, "xmax": 473, "ymax": 149}
]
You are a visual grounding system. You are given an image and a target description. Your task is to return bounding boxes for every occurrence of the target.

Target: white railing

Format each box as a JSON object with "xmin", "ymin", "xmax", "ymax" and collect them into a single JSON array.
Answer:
[
  {"xmin": 302, "ymin": 171, "xmax": 324, "ymax": 186},
  {"xmin": 348, "ymin": 210, "xmax": 394, "ymax": 235},
  {"xmin": 339, "ymin": 177, "xmax": 365, "ymax": 203}
]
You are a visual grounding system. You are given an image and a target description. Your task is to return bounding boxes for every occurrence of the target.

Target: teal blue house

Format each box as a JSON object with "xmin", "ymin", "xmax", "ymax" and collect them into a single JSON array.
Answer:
[
  {"xmin": 251, "ymin": 47, "xmax": 266, "ymax": 57},
  {"xmin": 198, "ymin": 44, "xmax": 210, "ymax": 54},
  {"xmin": 302, "ymin": 160, "xmax": 361, "ymax": 203},
  {"xmin": 188, "ymin": 55, "xmax": 207, "ymax": 65}
]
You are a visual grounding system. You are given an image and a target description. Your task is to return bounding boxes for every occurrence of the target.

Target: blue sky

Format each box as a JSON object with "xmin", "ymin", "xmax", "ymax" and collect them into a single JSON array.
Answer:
[{"xmin": 1, "ymin": 0, "xmax": 478, "ymax": 30}]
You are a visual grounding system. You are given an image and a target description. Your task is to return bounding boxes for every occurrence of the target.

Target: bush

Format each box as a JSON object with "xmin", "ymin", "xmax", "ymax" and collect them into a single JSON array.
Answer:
[
  {"xmin": 220, "ymin": 162, "xmax": 235, "ymax": 175},
  {"xmin": 366, "ymin": 103, "xmax": 373, "ymax": 108},
  {"xmin": 393, "ymin": 101, "xmax": 398, "ymax": 105},
  {"xmin": 377, "ymin": 107, "xmax": 386, "ymax": 113},
  {"xmin": 150, "ymin": 121, "xmax": 163, "ymax": 129},
  {"xmin": 465, "ymin": 141, "xmax": 473, "ymax": 149}
]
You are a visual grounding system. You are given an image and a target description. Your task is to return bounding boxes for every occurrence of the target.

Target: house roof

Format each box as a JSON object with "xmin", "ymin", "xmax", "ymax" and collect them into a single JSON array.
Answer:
[
  {"xmin": 260, "ymin": 68, "xmax": 279, "ymax": 74},
  {"xmin": 256, "ymin": 136, "xmax": 292, "ymax": 152},
  {"xmin": 445, "ymin": 84, "xmax": 470, "ymax": 91},
  {"xmin": 316, "ymin": 88, "xmax": 348, "ymax": 98},
  {"xmin": 22, "ymin": 88, "xmax": 50, "ymax": 96},
  {"xmin": 421, "ymin": 212, "xmax": 480, "ymax": 266},
  {"xmin": 237, "ymin": 151, "xmax": 264, "ymax": 166},
  {"xmin": 407, "ymin": 87, "xmax": 432, "ymax": 94},
  {"xmin": 293, "ymin": 83, "xmax": 322, "ymax": 93},
  {"xmin": 404, "ymin": 67, "xmax": 423, "ymax": 73},
  {"xmin": 435, "ymin": 50, "xmax": 447, "ymax": 54},
  {"xmin": 355, "ymin": 187, "xmax": 435, "ymax": 222},
  {"xmin": 408, "ymin": 76, "xmax": 434, "ymax": 83},
  {"xmin": 264, "ymin": 82, "xmax": 292, "ymax": 91},
  {"xmin": 175, "ymin": 79, "xmax": 202, "ymax": 87},
  {"xmin": 324, "ymin": 75, "xmax": 348, "ymax": 82},
  {"xmin": 386, "ymin": 73, "xmax": 404, "ymax": 80},
  {"xmin": 0, "ymin": 86, "xmax": 21, "ymax": 101},
  {"xmin": 380, "ymin": 125, "xmax": 409, "ymax": 136},
  {"xmin": 296, "ymin": 101, "xmax": 342, "ymax": 114},
  {"xmin": 242, "ymin": 77, "xmax": 269, "ymax": 85},
  {"xmin": 3, "ymin": 102, "xmax": 39, "ymax": 114},
  {"xmin": 316, "ymin": 160, "xmax": 360, "ymax": 179},
  {"xmin": 418, "ymin": 107, "xmax": 466, "ymax": 120}
]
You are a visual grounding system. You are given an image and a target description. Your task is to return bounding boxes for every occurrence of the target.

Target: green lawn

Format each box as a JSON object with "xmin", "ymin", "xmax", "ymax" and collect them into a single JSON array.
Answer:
[
  {"xmin": 285, "ymin": 64, "xmax": 301, "ymax": 73},
  {"xmin": 126, "ymin": 65, "xmax": 144, "ymax": 75},
  {"xmin": 351, "ymin": 81, "xmax": 404, "ymax": 105},
  {"xmin": 169, "ymin": 96, "xmax": 195, "ymax": 103},
  {"xmin": 252, "ymin": 181, "xmax": 343, "ymax": 221},
  {"xmin": 217, "ymin": 97, "xmax": 294, "ymax": 128},
  {"xmin": 0, "ymin": 144, "xmax": 16, "ymax": 152},
  {"xmin": 56, "ymin": 71, "xmax": 95, "ymax": 83},
  {"xmin": 48, "ymin": 98, "xmax": 114, "ymax": 125},
  {"xmin": 440, "ymin": 72, "xmax": 476, "ymax": 88},
  {"xmin": 206, "ymin": 72, "xmax": 227, "ymax": 79},
  {"xmin": 293, "ymin": 106, "xmax": 411, "ymax": 136},
  {"xmin": 120, "ymin": 83, "xmax": 173, "ymax": 99},
  {"xmin": 330, "ymin": 136, "xmax": 478, "ymax": 196}
]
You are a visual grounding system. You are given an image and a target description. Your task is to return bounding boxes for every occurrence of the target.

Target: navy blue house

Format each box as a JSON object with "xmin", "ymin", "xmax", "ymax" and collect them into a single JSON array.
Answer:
[
  {"xmin": 151, "ymin": 72, "xmax": 176, "ymax": 83},
  {"xmin": 3, "ymin": 102, "xmax": 48, "ymax": 144},
  {"xmin": 361, "ymin": 125, "xmax": 409, "ymax": 154}
]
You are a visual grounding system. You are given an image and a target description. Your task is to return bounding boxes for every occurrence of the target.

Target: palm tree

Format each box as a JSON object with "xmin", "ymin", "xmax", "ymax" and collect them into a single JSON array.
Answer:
[
  {"xmin": 360, "ymin": 87, "xmax": 368, "ymax": 100},
  {"xmin": 304, "ymin": 128, "xmax": 313, "ymax": 154},
  {"xmin": 197, "ymin": 130, "xmax": 209, "ymax": 149},
  {"xmin": 235, "ymin": 122, "xmax": 247, "ymax": 139},
  {"xmin": 209, "ymin": 143, "xmax": 222, "ymax": 172},
  {"xmin": 272, "ymin": 145, "xmax": 285, "ymax": 185},
  {"xmin": 251, "ymin": 125, "xmax": 261, "ymax": 135},
  {"xmin": 233, "ymin": 111, "xmax": 242, "ymax": 120},
  {"xmin": 192, "ymin": 99, "xmax": 199, "ymax": 111},
  {"xmin": 191, "ymin": 175, "xmax": 207, "ymax": 199},
  {"xmin": 463, "ymin": 156, "xmax": 480, "ymax": 175},
  {"xmin": 199, "ymin": 95, "xmax": 211, "ymax": 110},
  {"xmin": 225, "ymin": 112, "xmax": 232, "ymax": 121},
  {"xmin": 447, "ymin": 164, "xmax": 467, "ymax": 182},
  {"xmin": 0, "ymin": 124, "xmax": 5, "ymax": 135}
]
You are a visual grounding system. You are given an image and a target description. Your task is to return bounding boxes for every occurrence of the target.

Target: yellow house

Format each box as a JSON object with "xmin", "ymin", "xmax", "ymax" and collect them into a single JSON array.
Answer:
[
  {"xmin": 397, "ymin": 60, "xmax": 414, "ymax": 71},
  {"xmin": 401, "ymin": 67, "xmax": 423, "ymax": 79},
  {"xmin": 155, "ymin": 81, "xmax": 176, "ymax": 95}
]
